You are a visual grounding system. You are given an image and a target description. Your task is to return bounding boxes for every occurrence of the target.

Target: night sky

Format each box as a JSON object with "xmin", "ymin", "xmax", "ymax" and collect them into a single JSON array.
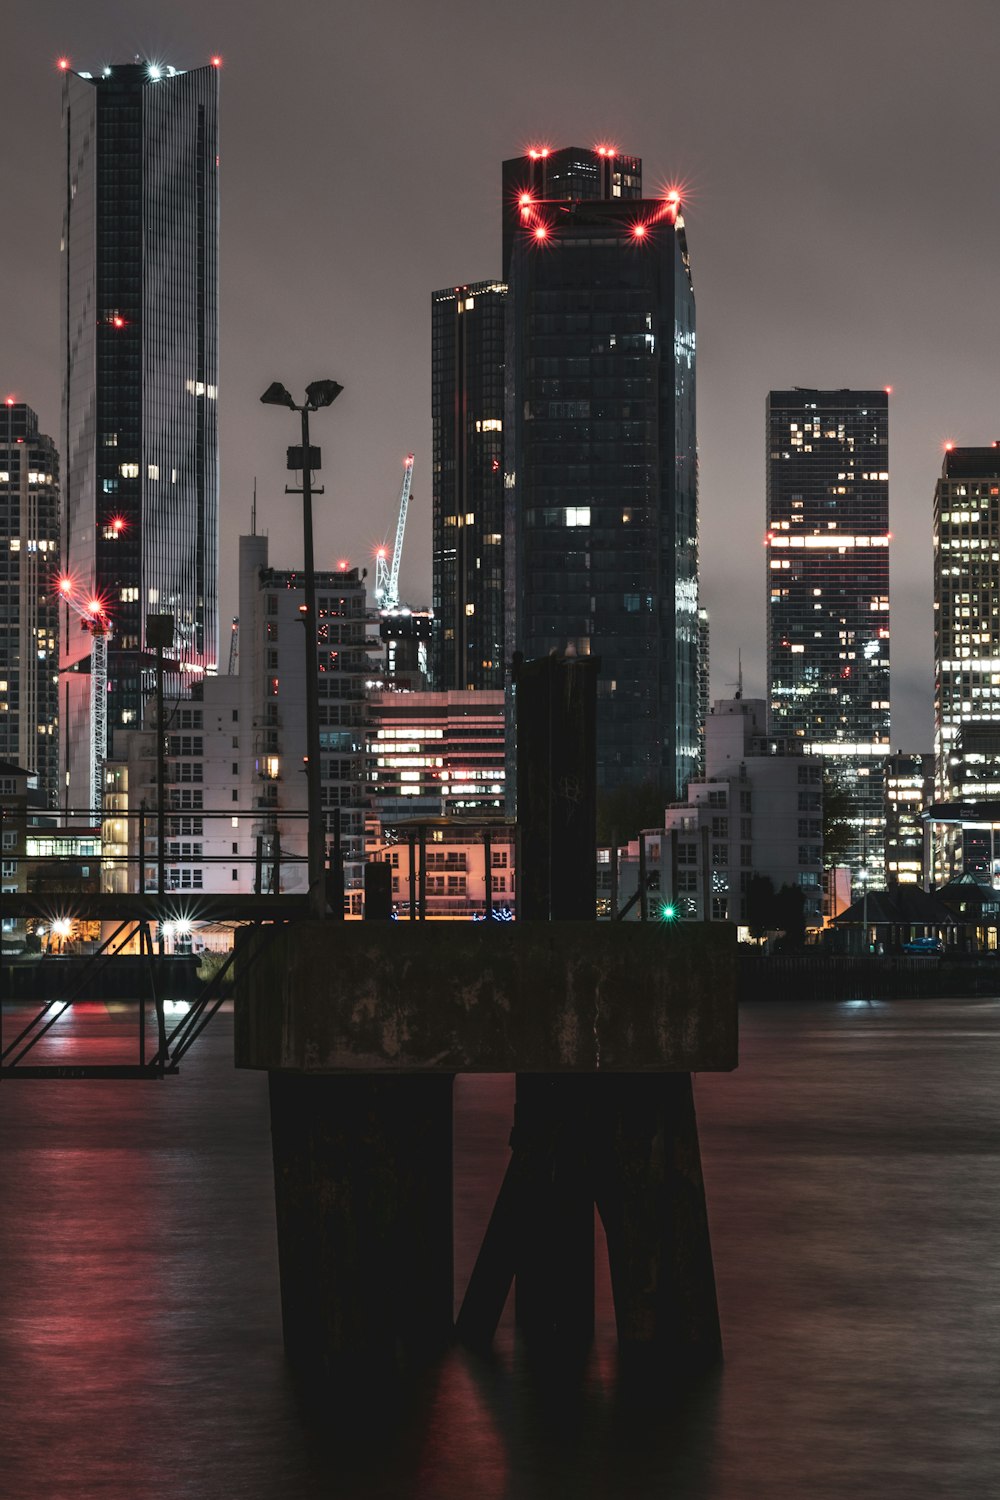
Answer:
[{"xmin": 4, "ymin": 0, "xmax": 999, "ymax": 748}]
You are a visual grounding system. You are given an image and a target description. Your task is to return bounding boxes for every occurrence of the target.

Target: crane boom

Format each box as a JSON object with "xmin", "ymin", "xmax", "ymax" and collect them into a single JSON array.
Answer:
[
  {"xmin": 228, "ymin": 616, "xmax": 239, "ymax": 675},
  {"xmin": 375, "ymin": 454, "xmax": 414, "ymax": 611}
]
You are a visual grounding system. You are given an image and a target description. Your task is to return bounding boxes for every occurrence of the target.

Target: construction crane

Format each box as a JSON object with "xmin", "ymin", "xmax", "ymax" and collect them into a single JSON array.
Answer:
[
  {"xmin": 58, "ymin": 575, "xmax": 111, "ymax": 823},
  {"xmin": 227, "ymin": 616, "xmax": 239, "ymax": 675},
  {"xmin": 374, "ymin": 454, "xmax": 415, "ymax": 612}
]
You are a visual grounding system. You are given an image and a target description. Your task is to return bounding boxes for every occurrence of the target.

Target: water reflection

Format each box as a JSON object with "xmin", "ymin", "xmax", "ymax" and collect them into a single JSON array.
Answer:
[{"xmin": 1, "ymin": 999, "xmax": 999, "ymax": 1497}]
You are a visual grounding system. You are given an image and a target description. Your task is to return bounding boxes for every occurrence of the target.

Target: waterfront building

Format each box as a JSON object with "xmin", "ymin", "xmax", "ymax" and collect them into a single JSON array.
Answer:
[
  {"xmin": 366, "ymin": 819, "xmax": 515, "ymax": 920},
  {"xmin": 60, "ymin": 59, "xmax": 220, "ymax": 809},
  {"xmin": 765, "ymin": 388, "xmax": 890, "ymax": 894},
  {"xmin": 602, "ymin": 697, "xmax": 823, "ymax": 926},
  {"xmin": 105, "ymin": 533, "xmax": 367, "ymax": 908},
  {"xmin": 431, "ymin": 282, "xmax": 507, "ymax": 690},
  {"xmin": 932, "ymin": 445, "xmax": 1000, "ymax": 798},
  {"xmin": 238, "ymin": 535, "xmax": 367, "ymax": 907},
  {"xmin": 504, "ymin": 145, "xmax": 699, "ymax": 799},
  {"xmin": 883, "ymin": 751, "xmax": 933, "ymax": 886},
  {"xmin": 0, "ymin": 403, "xmax": 60, "ymax": 805}
]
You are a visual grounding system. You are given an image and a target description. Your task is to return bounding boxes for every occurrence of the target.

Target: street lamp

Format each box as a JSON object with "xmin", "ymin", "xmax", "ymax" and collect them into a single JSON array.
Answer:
[{"xmin": 260, "ymin": 379, "xmax": 344, "ymax": 920}]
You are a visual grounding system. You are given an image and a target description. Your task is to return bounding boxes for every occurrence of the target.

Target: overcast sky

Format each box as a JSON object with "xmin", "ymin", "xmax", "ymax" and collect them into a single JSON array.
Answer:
[{"xmin": 4, "ymin": 0, "xmax": 999, "ymax": 747}]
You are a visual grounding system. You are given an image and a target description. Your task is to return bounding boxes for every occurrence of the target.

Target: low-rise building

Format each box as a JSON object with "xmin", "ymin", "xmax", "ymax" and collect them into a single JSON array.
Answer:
[{"xmin": 601, "ymin": 697, "xmax": 824, "ymax": 927}]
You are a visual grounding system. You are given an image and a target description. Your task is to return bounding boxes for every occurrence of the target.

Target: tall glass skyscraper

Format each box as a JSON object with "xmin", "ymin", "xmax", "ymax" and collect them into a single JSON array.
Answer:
[
  {"xmin": 503, "ymin": 146, "xmax": 699, "ymax": 797},
  {"xmin": 0, "ymin": 402, "xmax": 60, "ymax": 804},
  {"xmin": 932, "ymin": 444, "xmax": 1000, "ymax": 799},
  {"xmin": 431, "ymin": 281, "xmax": 507, "ymax": 690},
  {"xmin": 766, "ymin": 388, "xmax": 890, "ymax": 893},
  {"xmin": 60, "ymin": 59, "xmax": 219, "ymax": 810}
]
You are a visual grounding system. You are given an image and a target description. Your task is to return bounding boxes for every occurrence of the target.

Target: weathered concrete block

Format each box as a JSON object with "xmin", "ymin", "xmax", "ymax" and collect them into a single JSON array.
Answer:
[{"xmin": 235, "ymin": 921, "xmax": 737, "ymax": 1075}]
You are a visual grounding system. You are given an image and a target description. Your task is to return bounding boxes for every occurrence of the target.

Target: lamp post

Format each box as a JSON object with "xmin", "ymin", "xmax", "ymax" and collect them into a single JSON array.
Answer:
[{"xmin": 260, "ymin": 380, "xmax": 344, "ymax": 920}]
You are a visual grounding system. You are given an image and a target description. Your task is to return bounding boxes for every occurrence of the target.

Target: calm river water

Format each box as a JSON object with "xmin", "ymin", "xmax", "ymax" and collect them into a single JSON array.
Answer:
[{"xmin": 1, "ymin": 997, "xmax": 998, "ymax": 1498}]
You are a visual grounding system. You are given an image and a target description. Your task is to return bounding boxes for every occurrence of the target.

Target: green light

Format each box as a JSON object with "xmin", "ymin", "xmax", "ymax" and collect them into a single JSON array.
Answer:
[{"xmin": 660, "ymin": 903, "xmax": 676, "ymax": 921}]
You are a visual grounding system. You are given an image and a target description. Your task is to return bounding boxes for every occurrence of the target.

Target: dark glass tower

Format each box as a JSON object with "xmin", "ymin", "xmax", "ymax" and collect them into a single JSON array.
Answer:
[
  {"xmin": 765, "ymin": 388, "xmax": 890, "ymax": 893},
  {"xmin": 60, "ymin": 59, "xmax": 219, "ymax": 809},
  {"xmin": 0, "ymin": 403, "xmax": 60, "ymax": 804},
  {"xmin": 504, "ymin": 146, "xmax": 698, "ymax": 797},
  {"xmin": 431, "ymin": 281, "xmax": 507, "ymax": 689}
]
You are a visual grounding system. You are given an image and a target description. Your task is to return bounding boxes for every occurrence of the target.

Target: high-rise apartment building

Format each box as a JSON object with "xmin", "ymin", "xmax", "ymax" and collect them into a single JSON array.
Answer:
[
  {"xmin": 504, "ymin": 146, "xmax": 699, "ymax": 797},
  {"xmin": 883, "ymin": 751, "xmax": 933, "ymax": 886},
  {"xmin": 60, "ymin": 59, "xmax": 219, "ymax": 811},
  {"xmin": 932, "ymin": 445, "xmax": 1000, "ymax": 797},
  {"xmin": 766, "ymin": 388, "xmax": 890, "ymax": 892},
  {"xmin": 431, "ymin": 281, "xmax": 507, "ymax": 690},
  {"xmin": 0, "ymin": 403, "xmax": 60, "ymax": 804}
]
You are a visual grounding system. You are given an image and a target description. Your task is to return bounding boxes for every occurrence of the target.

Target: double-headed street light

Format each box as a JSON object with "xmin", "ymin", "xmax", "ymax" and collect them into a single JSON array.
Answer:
[{"xmin": 260, "ymin": 379, "xmax": 344, "ymax": 920}]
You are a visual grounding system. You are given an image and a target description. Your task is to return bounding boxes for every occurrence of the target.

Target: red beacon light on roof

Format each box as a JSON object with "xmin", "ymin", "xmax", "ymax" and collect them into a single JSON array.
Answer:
[
  {"xmin": 211, "ymin": 56, "xmax": 222, "ymax": 67},
  {"xmin": 944, "ymin": 440, "xmax": 955, "ymax": 452},
  {"xmin": 534, "ymin": 224, "xmax": 548, "ymax": 241},
  {"xmin": 519, "ymin": 192, "xmax": 533, "ymax": 207},
  {"xmin": 337, "ymin": 559, "xmax": 349, "ymax": 571},
  {"xmin": 58, "ymin": 576, "xmax": 74, "ymax": 595},
  {"xmin": 57, "ymin": 58, "xmax": 71, "ymax": 72},
  {"xmin": 5, "ymin": 396, "xmax": 14, "ymax": 407},
  {"xmin": 595, "ymin": 144, "xmax": 617, "ymax": 158},
  {"xmin": 631, "ymin": 222, "xmax": 648, "ymax": 239}
]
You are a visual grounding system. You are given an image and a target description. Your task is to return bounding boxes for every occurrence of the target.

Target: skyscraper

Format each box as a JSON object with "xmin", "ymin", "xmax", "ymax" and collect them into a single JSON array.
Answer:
[
  {"xmin": 60, "ymin": 59, "xmax": 219, "ymax": 811},
  {"xmin": 431, "ymin": 281, "xmax": 507, "ymax": 690},
  {"xmin": 504, "ymin": 146, "xmax": 698, "ymax": 797},
  {"xmin": 0, "ymin": 402, "xmax": 60, "ymax": 804},
  {"xmin": 932, "ymin": 444, "xmax": 1000, "ymax": 798},
  {"xmin": 766, "ymin": 388, "xmax": 890, "ymax": 892}
]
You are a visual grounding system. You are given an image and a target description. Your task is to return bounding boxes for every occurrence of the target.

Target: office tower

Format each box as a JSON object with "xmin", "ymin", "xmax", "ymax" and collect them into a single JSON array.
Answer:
[
  {"xmin": 697, "ymin": 606, "xmax": 710, "ymax": 774},
  {"xmin": 883, "ymin": 751, "xmax": 933, "ymax": 886},
  {"xmin": 766, "ymin": 388, "xmax": 890, "ymax": 893},
  {"xmin": 932, "ymin": 445, "xmax": 1000, "ymax": 798},
  {"xmin": 367, "ymin": 688, "xmax": 505, "ymax": 822},
  {"xmin": 504, "ymin": 145, "xmax": 698, "ymax": 798},
  {"xmin": 431, "ymin": 281, "xmax": 507, "ymax": 690},
  {"xmin": 60, "ymin": 59, "xmax": 219, "ymax": 812},
  {"xmin": 0, "ymin": 402, "xmax": 60, "ymax": 804}
]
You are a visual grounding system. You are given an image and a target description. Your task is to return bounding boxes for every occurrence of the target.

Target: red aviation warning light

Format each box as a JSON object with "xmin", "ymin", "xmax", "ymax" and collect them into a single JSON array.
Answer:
[
  {"xmin": 5, "ymin": 396, "xmax": 13, "ymax": 407},
  {"xmin": 337, "ymin": 559, "xmax": 349, "ymax": 571},
  {"xmin": 211, "ymin": 56, "xmax": 222, "ymax": 67},
  {"xmin": 58, "ymin": 58, "xmax": 71, "ymax": 71},
  {"xmin": 884, "ymin": 385, "xmax": 893, "ymax": 395},
  {"xmin": 58, "ymin": 575, "xmax": 74, "ymax": 596},
  {"xmin": 944, "ymin": 441, "xmax": 955, "ymax": 452},
  {"xmin": 534, "ymin": 224, "xmax": 548, "ymax": 241},
  {"xmin": 110, "ymin": 515, "xmax": 126, "ymax": 535},
  {"xmin": 595, "ymin": 144, "xmax": 617, "ymax": 158},
  {"xmin": 631, "ymin": 221, "xmax": 648, "ymax": 239},
  {"xmin": 112, "ymin": 315, "xmax": 125, "ymax": 329}
]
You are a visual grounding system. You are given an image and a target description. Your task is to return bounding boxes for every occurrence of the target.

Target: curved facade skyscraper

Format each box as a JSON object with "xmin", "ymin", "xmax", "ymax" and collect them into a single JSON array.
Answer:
[{"xmin": 60, "ymin": 59, "xmax": 219, "ymax": 813}]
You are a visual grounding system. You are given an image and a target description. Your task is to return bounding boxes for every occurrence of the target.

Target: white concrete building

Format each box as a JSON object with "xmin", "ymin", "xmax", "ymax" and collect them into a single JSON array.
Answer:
[{"xmin": 602, "ymin": 697, "xmax": 824, "ymax": 926}]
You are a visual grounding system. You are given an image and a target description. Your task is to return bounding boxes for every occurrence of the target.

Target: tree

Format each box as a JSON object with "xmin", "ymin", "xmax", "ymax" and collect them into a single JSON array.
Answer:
[
  {"xmin": 822, "ymin": 770, "xmax": 853, "ymax": 866},
  {"xmin": 773, "ymin": 882, "xmax": 807, "ymax": 951},
  {"xmin": 746, "ymin": 873, "xmax": 777, "ymax": 940}
]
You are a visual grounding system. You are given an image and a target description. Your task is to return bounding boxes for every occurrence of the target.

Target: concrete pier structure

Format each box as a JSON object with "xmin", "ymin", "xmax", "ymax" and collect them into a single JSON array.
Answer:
[{"xmin": 236, "ymin": 921, "xmax": 736, "ymax": 1386}]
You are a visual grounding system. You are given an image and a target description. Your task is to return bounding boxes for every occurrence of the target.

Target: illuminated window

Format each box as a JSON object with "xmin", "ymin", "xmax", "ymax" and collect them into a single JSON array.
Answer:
[
  {"xmin": 120, "ymin": 462, "xmax": 139, "ymax": 478},
  {"xmin": 565, "ymin": 507, "xmax": 590, "ymax": 526}
]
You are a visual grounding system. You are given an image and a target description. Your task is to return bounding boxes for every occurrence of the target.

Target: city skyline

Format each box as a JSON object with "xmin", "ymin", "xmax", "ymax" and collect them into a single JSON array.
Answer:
[{"xmin": 4, "ymin": 2, "xmax": 1000, "ymax": 750}]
